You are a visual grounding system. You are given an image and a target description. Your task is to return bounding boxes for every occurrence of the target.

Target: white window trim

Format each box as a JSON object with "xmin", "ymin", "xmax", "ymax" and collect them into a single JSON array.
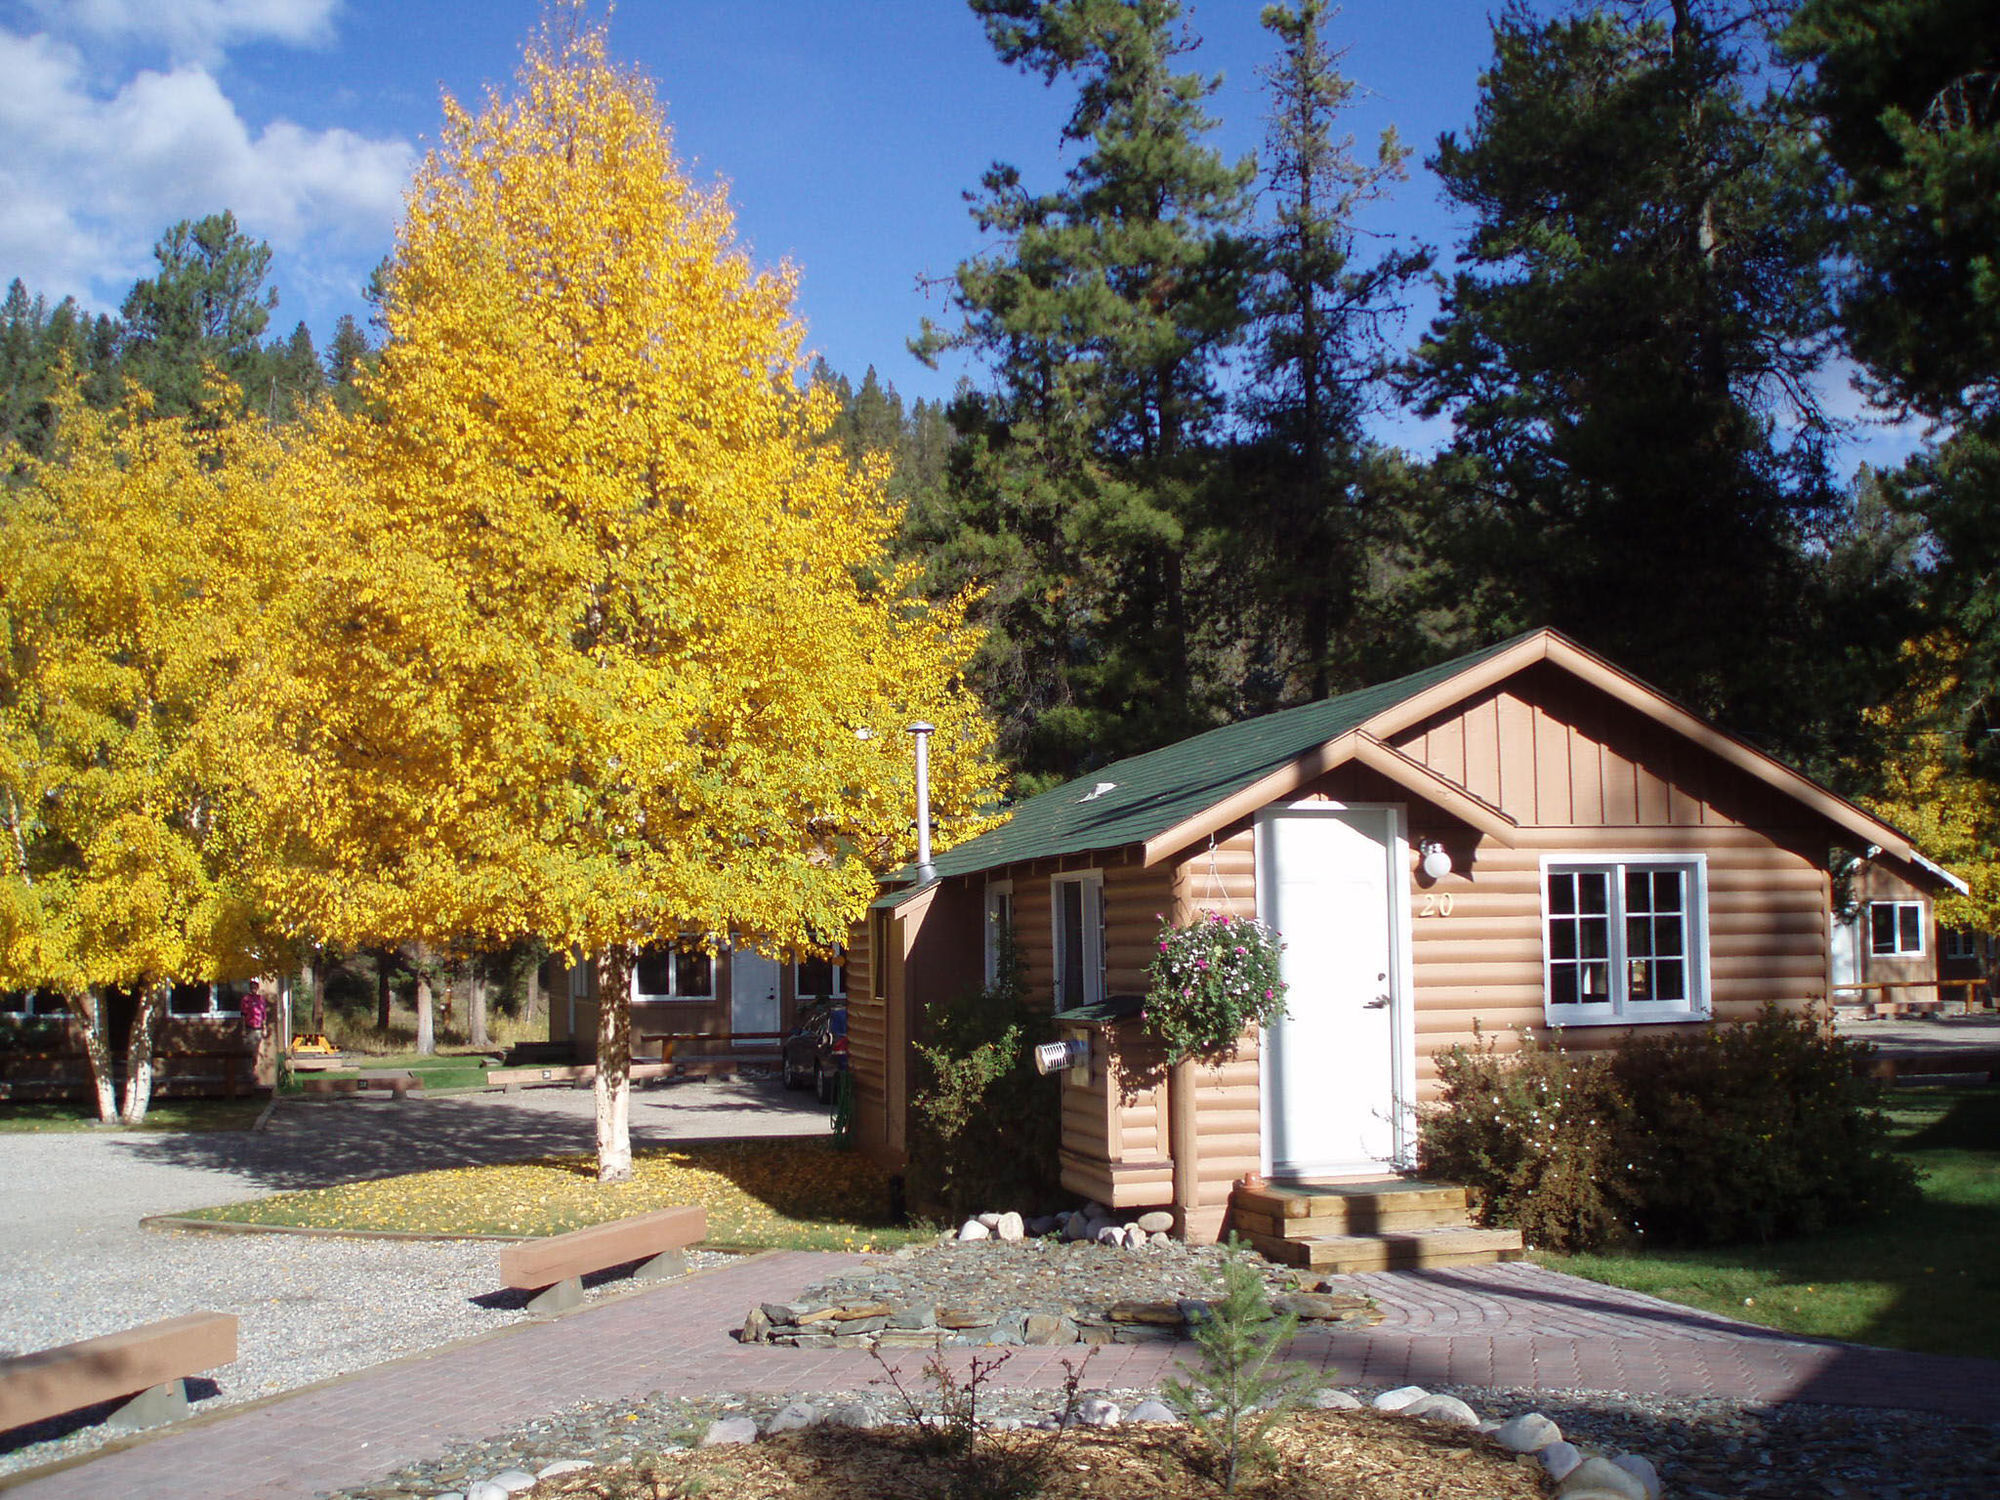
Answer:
[
  {"xmin": 1540, "ymin": 853, "xmax": 1711, "ymax": 1027},
  {"xmin": 1869, "ymin": 900, "xmax": 1927, "ymax": 958},
  {"xmin": 631, "ymin": 942, "xmax": 715, "ymax": 1004},
  {"xmin": 1050, "ymin": 871, "xmax": 1106, "ymax": 1012},
  {"xmin": 983, "ymin": 879, "xmax": 1015, "ymax": 986},
  {"xmin": 168, "ymin": 982, "xmax": 242, "ymax": 1019},
  {"xmin": 793, "ymin": 947, "xmax": 847, "ymax": 1001}
]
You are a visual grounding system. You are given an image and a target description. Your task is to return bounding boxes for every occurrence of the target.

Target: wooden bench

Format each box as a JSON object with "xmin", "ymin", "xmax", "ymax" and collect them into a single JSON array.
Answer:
[
  {"xmin": 0, "ymin": 1312, "xmax": 237, "ymax": 1435},
  {"xmin": 497, "ymin": 1205, "xmax": 707, "ymax": 1314}
]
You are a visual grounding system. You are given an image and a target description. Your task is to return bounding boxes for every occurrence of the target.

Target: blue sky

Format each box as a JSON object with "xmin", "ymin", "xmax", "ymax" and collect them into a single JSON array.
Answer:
[{"xmin": 0, "ymin": 0, "xmax": 1921, "ymax": 470}]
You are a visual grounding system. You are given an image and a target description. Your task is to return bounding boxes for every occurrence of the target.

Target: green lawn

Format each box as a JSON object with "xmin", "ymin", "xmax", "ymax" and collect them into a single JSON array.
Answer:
[
  {"xmin": 286, "ymin": 1051, "xmax": 498, "ymax": 1092},
  {"xmin": 1549, "ymin": 1085, "xmax": 2000, "ymax": 1360},
  {"xmin": 0, "ymin": 1096, "xmax": 267, "ymax": 1133}
]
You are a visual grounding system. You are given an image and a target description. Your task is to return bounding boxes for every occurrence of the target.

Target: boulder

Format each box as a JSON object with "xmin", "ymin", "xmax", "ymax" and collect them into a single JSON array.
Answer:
[
  {"xmin": 1126, "ymin": 1399, "xmax": 1179, "ymax": 1424},
  {"xmin": 1136, "ymin": 1210, "xmax": 1175, "ymax": 1234},
  {"xmin": 764, "ymin": 1402, "xmax": 820, "ymax": 1434},
  {"xmin": 976, "ymin": 1212, "xmax": 1003, "ymax": 1229},
  {"xmin": 1612, "ymin": 1454, "xmax": 1664, "ymax": 1500},
  {"xmin": 1272, "ymin": 1292, "xmax": 1369, "ymax": 1321},
  {"xmin": 1558, "ymin": 1456, "xmax": 1652, "ymax": 1500},
  {"xmin": 1493, "ymin": 1411, "xmax": 1563, "ymax": 1453},
  {"xmin": 1312, "ymin": 1388, "xmax": 1363, "ymax": 1410},
  {"xmin": 464, "ymin": 1484, "xmax": 509, "ymax": 1500},
  {"xmin": 1095, "ymin": 1225, "xmax": 1125, "ymax": 1247},
  {"xmin": 1062, "ymin": 1212, "xmax": 1091, "ymax": 1241},
  {"xmin": 701, "ymin": 1417, "xmax": 759, "ymax": 1446},
  {"xmin": 1148, "ymin": 1231, "xmax": 1173, "ymax": 1247},
  {"xmin": 1540, "ymin": 1442, "xmax": 1584, "ymax": 1482},
  {"xmin": 996, "ymin": 1211, "xmax": 1025, "ymax": 1242},
  {"xmin": 826, "ymin": 1400, "xmax": 883, "ymax": 1429},
  {"xmin": 958, "ymin": 1219, "xmax": 991, "ymax": 1241},
  {"xmin": 1403, "ymin": 1393, "xmax": 1480, "ymax": 1427},
  {"xmin": 488, "ymin": 1471, "xmax": 538, "ymax": 1493},
  {"xmin": 1078, "ymin": 1397, "xmax": 1122, "ymax": 1427},
  {"xmin": 1370, "ymin": 1384, "xmax": 1431, "ymax": 1412},
  {"xmin": 739, "ymin": 1307, "xmax": 771, "ymax": 1344},
  {"xmin": 535, "ymin": 1461, "xmax": 595, "ymax": 1481}
]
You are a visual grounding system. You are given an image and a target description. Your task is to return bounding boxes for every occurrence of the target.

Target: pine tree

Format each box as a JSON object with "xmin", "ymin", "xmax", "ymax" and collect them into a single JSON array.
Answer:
[
  {"xmin": 1236, "ymin": 0, "xmax": 1430, "ymax": 706},
  {"xmin": 324, "ymin": 314, "xmax": 374, "ymax": 414},
  {"xmin": 1403, "ymin": 1, "xmax": 1840, "ymax": 749},
  {"xmin": 119, "ymin": 212, "xmax": 278, "ymax": 419},
  {"xmin": 917, "ymin": 0, "xmax": 1257, "ymax": 777}
]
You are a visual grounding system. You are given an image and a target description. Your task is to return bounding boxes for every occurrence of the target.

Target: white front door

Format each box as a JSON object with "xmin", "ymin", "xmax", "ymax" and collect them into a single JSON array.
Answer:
[
  {"xmin": 730, "ymin": 948, "xmax": 781, "ymax": 1044},
  {"xmin": 1259, "ymin": 803, "xmax": 1407, "ymax": 1178}
]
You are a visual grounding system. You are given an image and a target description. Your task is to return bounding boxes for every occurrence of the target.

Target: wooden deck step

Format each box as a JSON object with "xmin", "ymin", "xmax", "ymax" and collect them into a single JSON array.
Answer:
[
  {"xmin": 1231, "ymin": 1180, "xmax": 1471, "ymax": 1237},
  {"xmin": 1242, "ymin": 1224, "xmax": 1527, "ymax": 1273}
]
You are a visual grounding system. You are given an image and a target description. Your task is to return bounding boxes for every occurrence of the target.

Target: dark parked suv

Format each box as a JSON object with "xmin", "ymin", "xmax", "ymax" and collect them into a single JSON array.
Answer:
[{"xmin": 781, "ymin": 1000, "xmax": 846, "ymax": 1104}]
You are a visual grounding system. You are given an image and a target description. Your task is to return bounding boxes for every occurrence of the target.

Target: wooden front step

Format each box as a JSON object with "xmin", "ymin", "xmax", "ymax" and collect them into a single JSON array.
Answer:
[
  {"xmin": 1232, "ymin": 1180, "xmax": 1471, "ymax": 1236},
  {"xmin": 1229, "ymin": 1177, "xmax": 1525, "ymax": 1273},
  {"xmin": 1243, "ymin": 1224, "xmax": 1527, "ymax": 1273}
]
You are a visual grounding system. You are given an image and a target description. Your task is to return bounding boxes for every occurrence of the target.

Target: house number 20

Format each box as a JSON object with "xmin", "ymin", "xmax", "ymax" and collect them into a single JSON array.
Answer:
[{"xmin": 1418, "ymin": 893, "xmax": 1454, "ymax": 917}]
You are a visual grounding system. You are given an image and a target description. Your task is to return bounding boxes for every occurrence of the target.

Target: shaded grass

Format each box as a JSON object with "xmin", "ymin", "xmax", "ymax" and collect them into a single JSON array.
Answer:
[
  {"xmin": 0, "ymin": 1097, "xmax": 267, "ymax": 1133},
  {"xmin": 173, "ymin": 1136, "xmax": 929, "ymax": 1251},
  {"xmin": 1550, "ymin": 1085, "xmax": 2000, "ymax": 1360}
]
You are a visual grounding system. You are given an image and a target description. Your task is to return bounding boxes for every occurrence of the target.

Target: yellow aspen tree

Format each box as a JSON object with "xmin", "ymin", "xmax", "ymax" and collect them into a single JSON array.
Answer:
[
  {"xmin": 0, "ymin": 377, "xmax": 286, "ymax": 1122},
  {"xmin": 242, "ymin": 17, "xmax": 997, "ymax": 1179},
  {"xmin": 1857, "ymin": 632, "xmax": 2000, "ymax": 932}
]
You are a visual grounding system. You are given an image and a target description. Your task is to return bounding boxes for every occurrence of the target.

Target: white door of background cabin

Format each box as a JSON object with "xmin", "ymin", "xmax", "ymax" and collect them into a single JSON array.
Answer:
[
  {"xmin": 1259, "ymin": 804, "xmax": 1406, "ymax": 1178},
  {"xmin": 730, "ymin": 948, "xmax": 781, "ymax": 1044}
]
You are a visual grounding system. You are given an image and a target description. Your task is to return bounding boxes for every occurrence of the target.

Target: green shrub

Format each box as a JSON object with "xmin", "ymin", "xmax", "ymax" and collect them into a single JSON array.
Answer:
[
  {"xmin": 1607, "ymin": 1006, "xmax": 1917, "ymax": 1245},
  {"xmin": 1419, "ymin": 1008, "xmax": 1919, "ymax": 1251},
  {"xmin": 904, "ymin": 937, "xmax": 1061, "ymax": 1217},
  {"xmin": 1418, "ymin": 1026, "xmax": 1631, "ymax": 1252}
]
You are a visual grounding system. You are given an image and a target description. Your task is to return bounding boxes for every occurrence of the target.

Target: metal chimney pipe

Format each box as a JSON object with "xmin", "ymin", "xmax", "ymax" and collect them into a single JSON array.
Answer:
[{"xmin": 908, "ymin": 721, "xmax": 936, "ymax": 881}]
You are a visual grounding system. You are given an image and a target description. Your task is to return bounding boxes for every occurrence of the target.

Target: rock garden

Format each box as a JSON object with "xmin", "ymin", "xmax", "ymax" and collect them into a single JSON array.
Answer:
[{"xmin": 739, "ymin": 1209, "xmax": 1381, "ymax": 1350}]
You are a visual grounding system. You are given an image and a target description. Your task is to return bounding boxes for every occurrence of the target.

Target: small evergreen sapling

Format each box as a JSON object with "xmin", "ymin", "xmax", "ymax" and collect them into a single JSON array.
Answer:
[{"xmin": 1162, "ymin": 1241, "xmax": 1324, "ymax": 1493}]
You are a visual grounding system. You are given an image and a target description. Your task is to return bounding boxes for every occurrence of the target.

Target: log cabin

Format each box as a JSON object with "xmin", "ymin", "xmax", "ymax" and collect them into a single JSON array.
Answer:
[{"xmin": 844, "ymin": 627, "xmax": 1963, "ymax": 1243}]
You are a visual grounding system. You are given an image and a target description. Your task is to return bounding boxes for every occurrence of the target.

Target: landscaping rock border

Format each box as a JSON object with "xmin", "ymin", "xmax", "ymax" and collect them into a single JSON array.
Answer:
[{"xmin": 390, "ymin": 1383, "xmax": 1671, "ymax": 1500}]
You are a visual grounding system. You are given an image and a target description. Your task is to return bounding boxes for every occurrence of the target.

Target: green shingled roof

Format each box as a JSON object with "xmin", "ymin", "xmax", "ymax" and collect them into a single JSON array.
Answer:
[{"xmin": 921, "ymin": 632, "xmax": 1537, "ymax": 883}]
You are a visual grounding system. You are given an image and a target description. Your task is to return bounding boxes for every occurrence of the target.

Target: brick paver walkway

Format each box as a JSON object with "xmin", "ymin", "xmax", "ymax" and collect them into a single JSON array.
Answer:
[{"xmin": 6, "ymin": 1253, "xmax": 1996, "ymax": 1500}]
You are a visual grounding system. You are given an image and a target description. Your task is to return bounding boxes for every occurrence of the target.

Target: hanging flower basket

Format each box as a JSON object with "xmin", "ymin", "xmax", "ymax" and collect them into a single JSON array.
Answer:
[{"xmin": 1144, "ymin": 910, "xmax": 1288, "ymax": 1063}]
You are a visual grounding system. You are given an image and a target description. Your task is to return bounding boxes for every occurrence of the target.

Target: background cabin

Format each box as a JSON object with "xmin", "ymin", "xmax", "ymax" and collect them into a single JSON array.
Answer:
[{"xmin": 549, "ymin": 941, "xmax": 846, "ymax": 1064}]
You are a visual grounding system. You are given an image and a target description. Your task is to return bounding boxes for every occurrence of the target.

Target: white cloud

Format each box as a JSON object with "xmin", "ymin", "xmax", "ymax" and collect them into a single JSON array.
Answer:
[
  {"xmin": 0, "ymin": 25, "xmax": 409, "ymax": 315},
  {"xmin": 26, "ymin": 0, "xmax": 340, "ymax": 63}
]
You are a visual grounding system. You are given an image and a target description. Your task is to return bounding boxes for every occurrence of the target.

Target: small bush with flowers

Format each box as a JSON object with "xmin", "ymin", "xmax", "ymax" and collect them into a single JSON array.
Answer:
[{"xmin": 1145, "ymin": 910, "xmax": 1288, "ymax": 1062}]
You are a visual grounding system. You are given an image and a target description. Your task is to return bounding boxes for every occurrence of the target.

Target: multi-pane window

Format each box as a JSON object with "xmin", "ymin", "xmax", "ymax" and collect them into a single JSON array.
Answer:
[
  {"xmin": 0, "ymin": 989, "xmax": 65, "ymax": 1018},
  {"xmin": 1869, "ymin": 901, "xmax": 1925, "ymax": 957},
  {"xmin": 1942, "ymin": 928, "xmax": 1978, "ymax": 962},
  {"xmin": 984, "ymin": 881, "xmax": 1015, "ymax": 985},
  {"xmin": 167, "ymin": 982, "xmax": 244, "ymax": 1017},
  {"xmin": 795, "ymin": 947, "xmax": 846, "ymax": 1002},
  {"xmin": 632, "ymin": 944, "xmax": 713, "ymax": 1001},
  {"xmin": 1051, "ymin": 873, "xmax": 1104, "ymax": 1011},
  {"xmin": 1545, "ymin": 859, "xmax": 1705, "ymax": 1024}
]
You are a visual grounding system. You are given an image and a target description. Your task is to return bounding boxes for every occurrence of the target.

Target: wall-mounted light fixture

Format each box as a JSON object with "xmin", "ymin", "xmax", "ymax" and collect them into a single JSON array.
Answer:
[{"xmin": 1419, "ymin": 839, "xmax": 1453, "ymax": 881}]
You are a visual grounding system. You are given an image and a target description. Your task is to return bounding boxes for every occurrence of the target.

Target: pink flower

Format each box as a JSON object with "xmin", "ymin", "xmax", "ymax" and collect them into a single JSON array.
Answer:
[
  {"xmin": 1264, "ymin": 988, "xmax": 1274, "ymax": 1000},
  {"xmin": 1159, "ymin": 941, "xmax": 1169, "ymax": 952}
]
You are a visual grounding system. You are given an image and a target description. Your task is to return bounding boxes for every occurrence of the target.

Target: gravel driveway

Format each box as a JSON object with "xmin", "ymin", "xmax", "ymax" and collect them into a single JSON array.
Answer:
[{"xmin": 0, "ymin": 1073, "xmax": 830, "ymax": 1478}]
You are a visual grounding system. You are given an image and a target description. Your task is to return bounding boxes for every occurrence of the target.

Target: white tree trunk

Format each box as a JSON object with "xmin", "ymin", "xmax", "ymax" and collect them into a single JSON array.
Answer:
[
  {"xmin": 64, "ymin": 989, "xmax": 119, "ymax": 1123},
  {"xmin": 120, "ymin": 981, "xmax": 167, "ymax": 1124},
  {"xmin": 594, "ymin": 945, "xmax": 634, "ymax": 1182},
  {"xmin": 415, "ymin": 970, "xmax": 436, "ymax": 1055},
  {"xmin": 469, "ymin": 970, "xmax": 489, "ymax": 1050}
]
